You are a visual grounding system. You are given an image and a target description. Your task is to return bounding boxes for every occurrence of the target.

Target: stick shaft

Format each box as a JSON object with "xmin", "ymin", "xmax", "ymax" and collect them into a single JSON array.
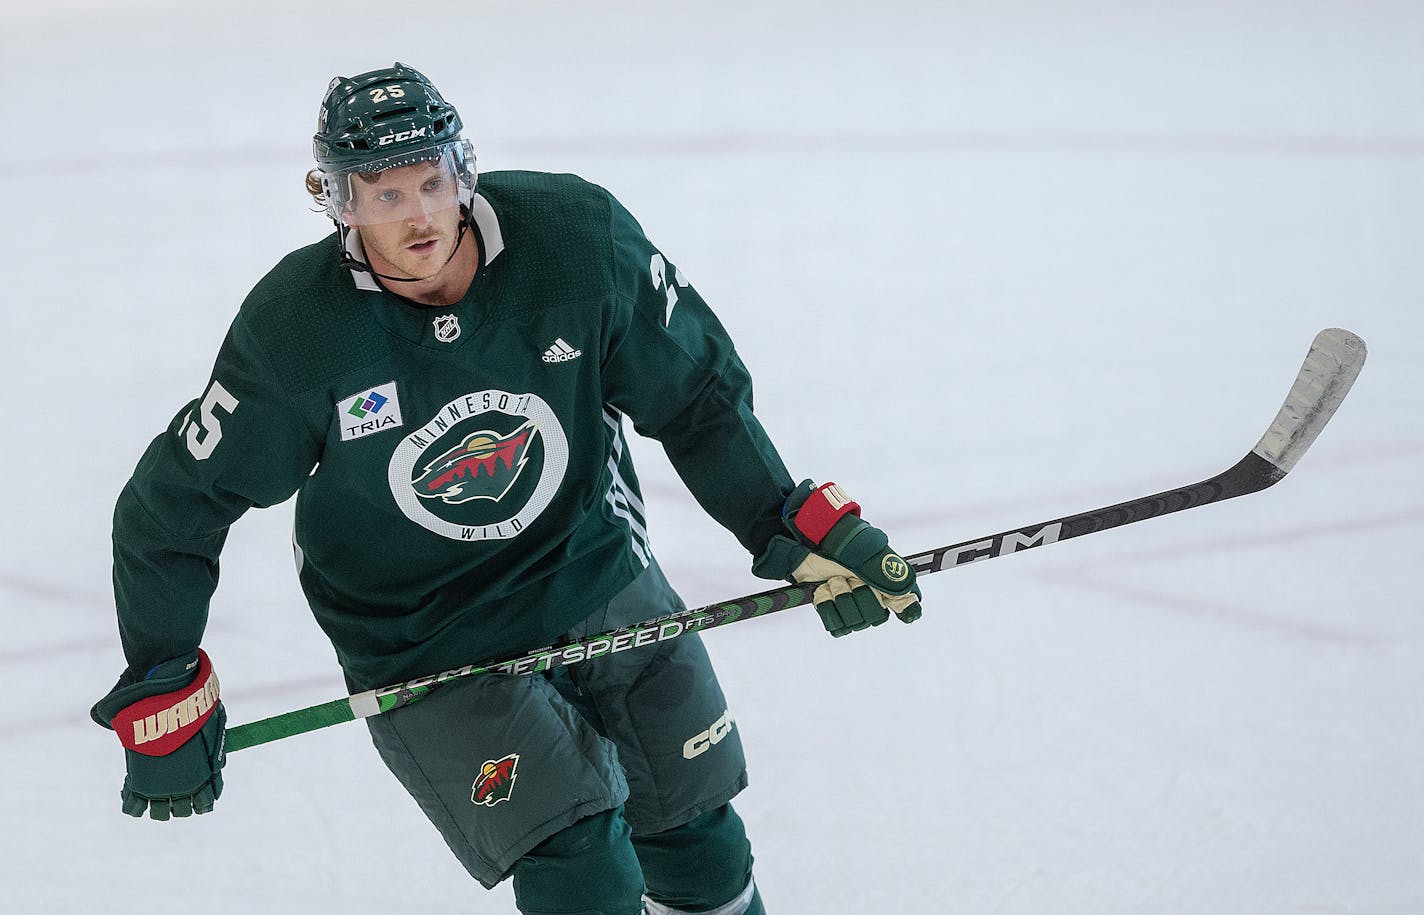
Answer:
[
  {"xmin": 225, "ymin": 329, "xmax": 1365, "ymax": 753},
  {"xmin": 222, "ymin": 453, "xmax": 1279, "ymax": 753}
]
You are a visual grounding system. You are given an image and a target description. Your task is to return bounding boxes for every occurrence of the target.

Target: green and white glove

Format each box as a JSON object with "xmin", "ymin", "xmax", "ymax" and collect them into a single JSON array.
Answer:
[
  {"xmin": 91, "ymin": 649, "xmax": 226, "ymax": 820},
  {"xmin": 754, "ymin": 480, "xmax": 922, "ymax": 637}
]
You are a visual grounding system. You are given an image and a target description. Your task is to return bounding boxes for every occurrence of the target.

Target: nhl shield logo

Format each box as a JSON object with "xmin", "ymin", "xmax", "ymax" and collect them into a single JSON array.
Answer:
[
  {"xmin": 432, "ymin": 314, "xmax": 461, "ymax": 343},
  {"xmin": 472, "ymin": 753, "xmax": 520, "ymax": 807}
]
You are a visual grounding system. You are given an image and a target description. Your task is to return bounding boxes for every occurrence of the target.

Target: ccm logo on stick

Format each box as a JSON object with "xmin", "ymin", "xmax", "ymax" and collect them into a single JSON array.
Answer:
[{"xmin": 683, "ymin": 709, "xmax": 735, "ymax": 759}]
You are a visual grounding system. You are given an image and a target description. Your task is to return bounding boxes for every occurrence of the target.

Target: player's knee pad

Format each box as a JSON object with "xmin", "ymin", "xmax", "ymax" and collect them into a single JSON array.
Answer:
[
  {"xmin": 511, "ymin": 806, "xmax": 645, "ymax": 915},
  {"xmin": 634, "ymin": 803, "xmax": 760, "ymax": 914}
]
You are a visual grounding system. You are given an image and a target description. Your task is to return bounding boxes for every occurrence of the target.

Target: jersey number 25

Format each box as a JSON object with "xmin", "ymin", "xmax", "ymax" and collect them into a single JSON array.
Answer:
[{"xmin": 180, "ymin": 380, "xmax": 240, "ymax": 461}]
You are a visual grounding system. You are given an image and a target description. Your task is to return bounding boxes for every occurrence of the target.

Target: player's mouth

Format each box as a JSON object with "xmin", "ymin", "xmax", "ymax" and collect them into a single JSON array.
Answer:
[{"xmin": 406, "ymin": 238, "xmax": 439, "ymax": 254}]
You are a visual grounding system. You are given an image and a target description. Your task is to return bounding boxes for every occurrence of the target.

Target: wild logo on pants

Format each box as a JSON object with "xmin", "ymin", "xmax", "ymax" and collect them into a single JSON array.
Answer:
[{"xmin": 472, "ymin": 753, "xmax": 520, "ymax": 807}]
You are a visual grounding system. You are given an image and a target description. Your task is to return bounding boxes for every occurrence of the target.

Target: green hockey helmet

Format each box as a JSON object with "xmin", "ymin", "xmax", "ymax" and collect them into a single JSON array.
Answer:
[{"xmin": 313, "ymin": 63, "xmax": 476, "ymax": 220}]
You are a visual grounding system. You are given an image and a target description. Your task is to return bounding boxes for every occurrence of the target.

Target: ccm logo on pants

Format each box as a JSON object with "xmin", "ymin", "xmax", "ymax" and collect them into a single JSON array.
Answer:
[{"xmin": 683, "ymin": 709, "xmax": 735, "ymax": 760}]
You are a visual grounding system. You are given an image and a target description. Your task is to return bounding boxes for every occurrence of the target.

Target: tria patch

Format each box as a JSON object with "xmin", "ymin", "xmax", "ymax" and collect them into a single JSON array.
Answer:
[
  {"xmin": 339, "ymin": 381, "xmax": 404, "ymax": 442},
  {"xmin": 471, "ymin": 753, "xmax": 520, "ymax": 807}
]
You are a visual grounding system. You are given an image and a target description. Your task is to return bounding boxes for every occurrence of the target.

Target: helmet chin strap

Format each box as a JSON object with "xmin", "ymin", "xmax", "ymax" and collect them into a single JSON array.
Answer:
[{"xmin": 338, "ymin": 209, "xmax": 471, "ymax": 285}]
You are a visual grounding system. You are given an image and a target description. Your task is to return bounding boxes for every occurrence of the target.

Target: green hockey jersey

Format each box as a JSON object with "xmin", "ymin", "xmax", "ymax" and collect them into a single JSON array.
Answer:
[{"xmin": 112, "ymin": 171, "xmax": 795, "ymax": 689}]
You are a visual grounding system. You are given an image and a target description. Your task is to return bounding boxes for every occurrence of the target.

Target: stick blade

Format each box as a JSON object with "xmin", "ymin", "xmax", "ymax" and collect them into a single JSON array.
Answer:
[{"xmin": 1252, "ymin": 328, "xmax": 1367, "ymax": 474}]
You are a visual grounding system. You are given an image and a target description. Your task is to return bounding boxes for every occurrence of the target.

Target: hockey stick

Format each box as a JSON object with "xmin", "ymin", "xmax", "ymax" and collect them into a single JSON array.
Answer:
[{"xmin": 225, "ymin": 328, "xmax": 1365, "ymax": 753}]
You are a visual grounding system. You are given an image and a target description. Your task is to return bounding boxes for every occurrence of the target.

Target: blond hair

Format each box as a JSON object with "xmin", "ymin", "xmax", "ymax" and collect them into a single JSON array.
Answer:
[{"xmin": 305, "ymin": 169, "xmax": 329, "ymax": 212}]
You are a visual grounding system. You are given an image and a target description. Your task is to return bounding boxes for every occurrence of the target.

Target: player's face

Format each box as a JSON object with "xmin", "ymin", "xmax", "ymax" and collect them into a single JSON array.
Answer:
[{"xmin": 344, "ymin": 160, "xmax": 463, "ymax": 281}]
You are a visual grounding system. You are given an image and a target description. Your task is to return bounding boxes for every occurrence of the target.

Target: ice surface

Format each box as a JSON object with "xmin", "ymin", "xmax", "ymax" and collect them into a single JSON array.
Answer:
[{"xmin": 2, "ymin": 2, "xmax": 1421, "ymax": 912}]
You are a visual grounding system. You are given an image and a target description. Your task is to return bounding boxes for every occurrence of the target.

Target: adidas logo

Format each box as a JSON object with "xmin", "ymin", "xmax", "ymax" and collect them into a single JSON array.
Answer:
[{"xmin": 542, "ymin": 338, "xmax": 582, "ymax": 363}]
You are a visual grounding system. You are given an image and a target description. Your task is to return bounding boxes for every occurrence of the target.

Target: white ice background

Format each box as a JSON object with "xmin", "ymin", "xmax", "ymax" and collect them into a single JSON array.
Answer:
[{"xmin": 1, "ymin": 1, "xmax": 1421, "ymax": 912}]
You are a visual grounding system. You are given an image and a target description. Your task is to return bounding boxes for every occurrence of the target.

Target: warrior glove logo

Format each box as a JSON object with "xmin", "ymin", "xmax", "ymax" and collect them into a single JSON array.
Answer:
[
  {"xmin": 471, "ymin": 753, "xmax": 520, "ymax": 807},
  {"xmin": 414, "ymin": 422, "xmax": 537, "ymax": 505},
  {"xmin": 881, "ymin": 554, "xmax": 910, "ymax": 584}
]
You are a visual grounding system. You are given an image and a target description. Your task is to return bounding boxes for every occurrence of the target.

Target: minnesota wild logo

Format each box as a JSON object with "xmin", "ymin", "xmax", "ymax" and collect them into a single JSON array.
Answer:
[
  {"xmin": 471, "ymin": 753, "xmax": 520, "ymax": 807},
  {"xmin": 387, "ymin": 390, "xmax": 569, "ymax": 542},
  {"xmin": 414, "ymin": 422, "xmax": 538, "ymax": 505}
]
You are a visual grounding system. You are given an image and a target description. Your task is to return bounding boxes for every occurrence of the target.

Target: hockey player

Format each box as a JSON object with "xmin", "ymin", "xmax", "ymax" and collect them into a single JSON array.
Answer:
[{"xmin": 91, "ymin": 63, "xmax": 923, "ymax": 915}]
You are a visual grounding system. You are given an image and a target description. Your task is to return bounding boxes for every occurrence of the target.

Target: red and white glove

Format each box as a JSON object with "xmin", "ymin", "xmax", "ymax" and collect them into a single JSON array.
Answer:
[{"xmin": 91, "ymin": 649, "xmax": 227, "ymax": 820}]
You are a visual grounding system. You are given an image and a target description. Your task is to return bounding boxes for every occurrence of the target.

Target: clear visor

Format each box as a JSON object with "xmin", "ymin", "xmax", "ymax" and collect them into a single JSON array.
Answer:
[{"xmin": 322, "ymin": 140, "xmax": 475, "ymax": 227}]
